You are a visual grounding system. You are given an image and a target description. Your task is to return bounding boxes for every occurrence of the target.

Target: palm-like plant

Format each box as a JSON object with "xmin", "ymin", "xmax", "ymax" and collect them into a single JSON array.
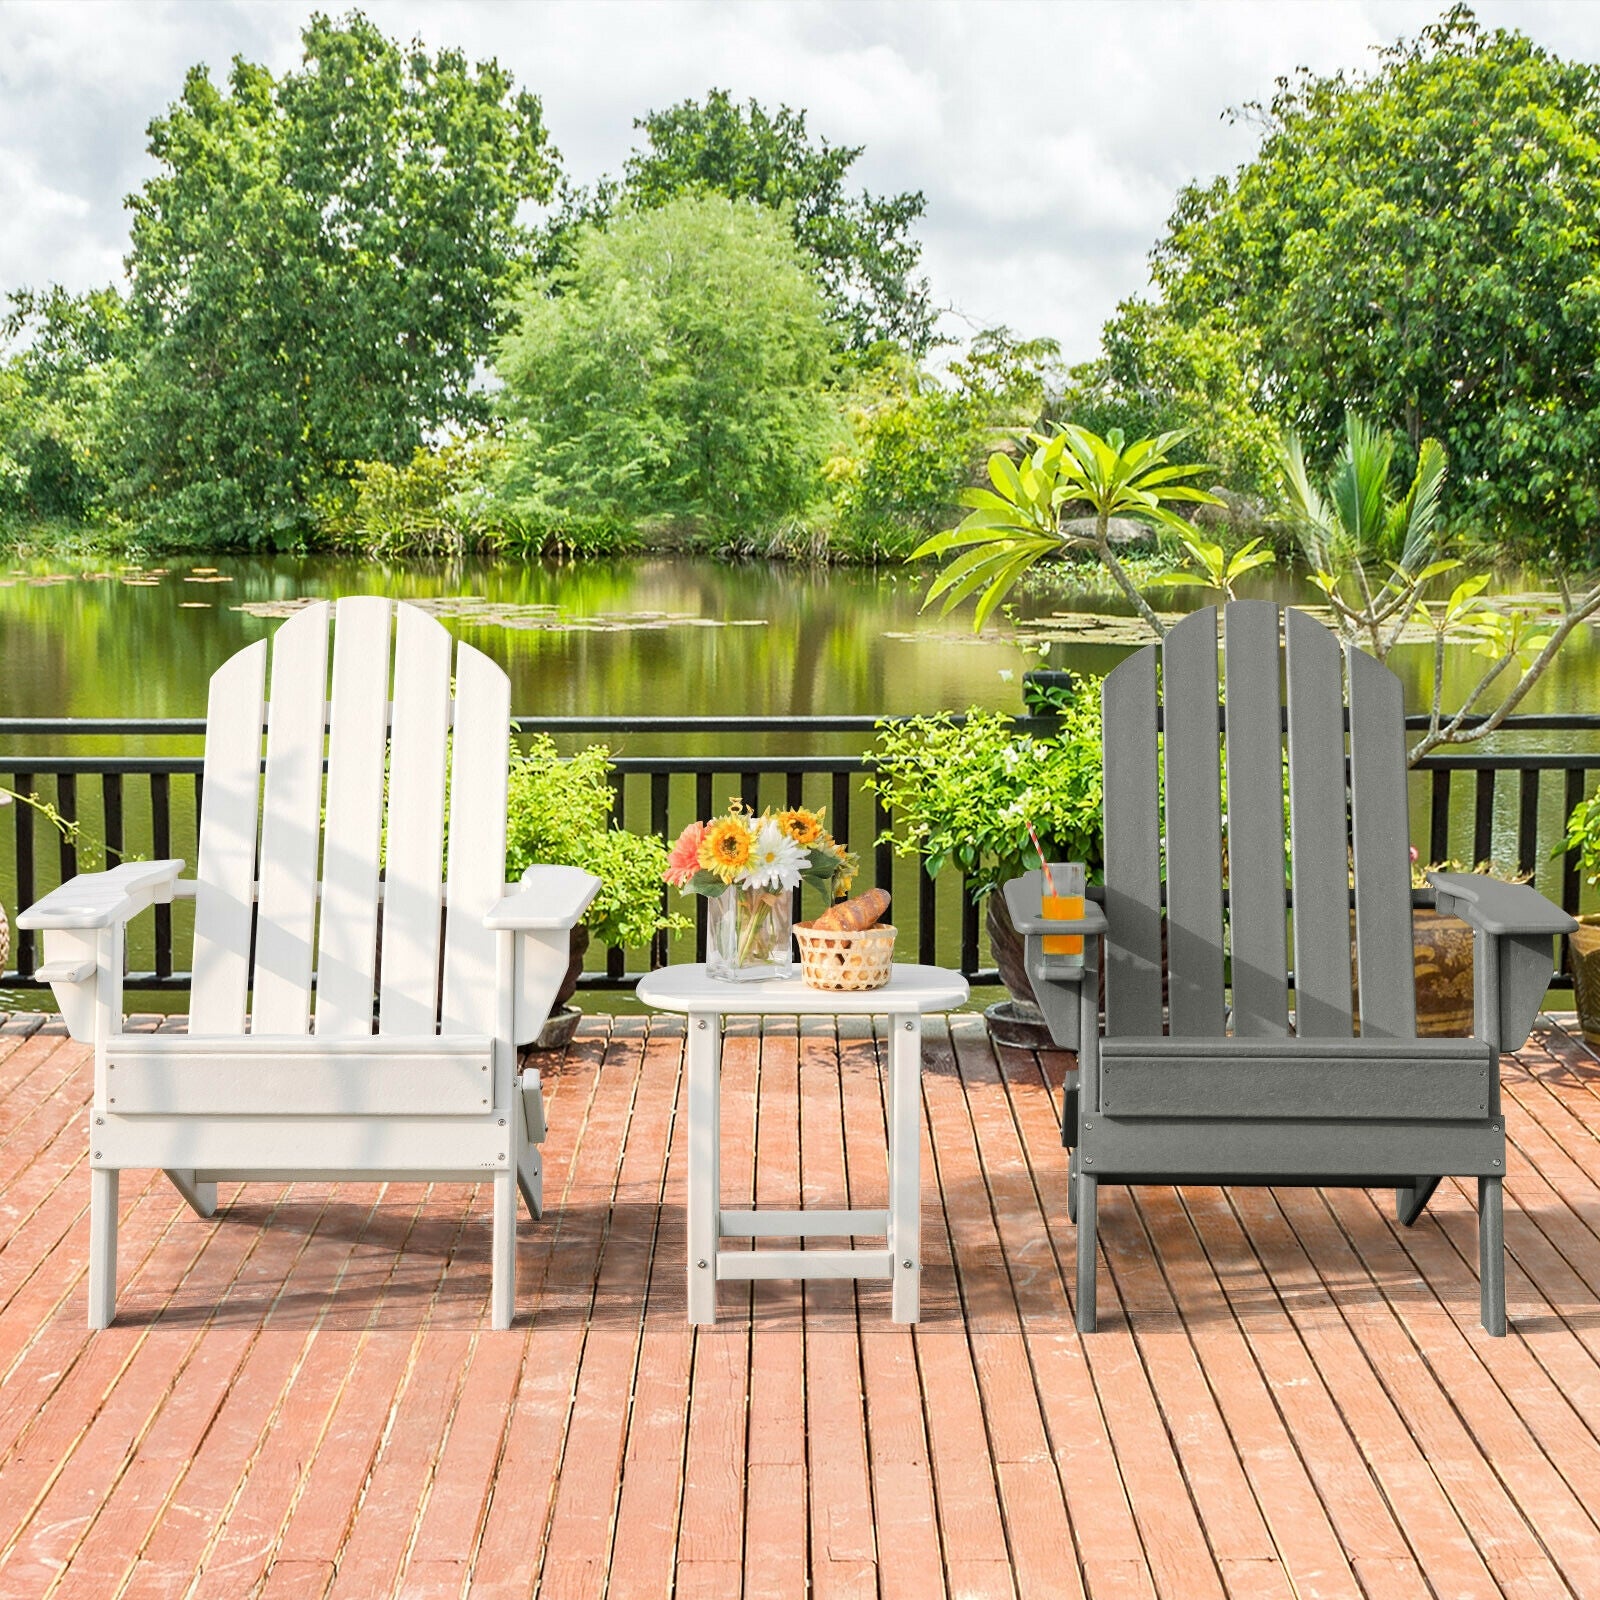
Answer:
[
  {"xmin": 1280, "ymin": 412, "xmax": 1600, "ymax": 763},
  {"xmin": 1280, "ymin": 412, "xmax": 1452, "ymax": 662},
  {"xmin": 914, "ymin": 425, "xmax": 1221, "ymax": 635}
]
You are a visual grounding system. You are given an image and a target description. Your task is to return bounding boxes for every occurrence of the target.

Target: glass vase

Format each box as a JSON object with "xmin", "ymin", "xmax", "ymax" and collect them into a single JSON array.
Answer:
[{"xmin": 706, "ymin": 885, "xmax": 794, "ymax": 982}]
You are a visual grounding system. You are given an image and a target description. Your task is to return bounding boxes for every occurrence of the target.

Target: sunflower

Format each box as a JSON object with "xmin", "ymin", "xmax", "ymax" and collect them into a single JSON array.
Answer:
[
  {"xmin": 699, "ymin": 816, "xmax": 755, "ymax": 883},
  {"xmin": 776, "ymin": 806, "xmax": 825, "ymax": 847}
]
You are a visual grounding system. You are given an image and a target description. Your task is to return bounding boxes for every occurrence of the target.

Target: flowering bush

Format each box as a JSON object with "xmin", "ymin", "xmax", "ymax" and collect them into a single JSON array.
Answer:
[{"xmin": 664, "ymin": 802, "xmax": 857, "ymax": 903}]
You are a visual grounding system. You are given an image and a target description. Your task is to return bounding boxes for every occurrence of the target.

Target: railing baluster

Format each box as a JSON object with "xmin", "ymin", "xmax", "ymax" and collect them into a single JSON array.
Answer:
[
  {"xmin": 102, "ymin": 772, "xmax": 124, "ymax": 867},
  {"xmin": 55, "ymin": 772, "xmax": 77, "ymax": 885},
  {"xmin": 918, "ymin": 859, "xmax": 937, "ymax": 965},
  {"xmin": 831, "ymin": 771, "xmax": 851, "ymax": 849},
  {"xmin": 873, "ymin": 791, "xmax": 893, "ymax": 895},
  {"xmin": 960, "ymin": 877, "xmax": 980, "ymax": 977},
  {"xmin": 12, "ymin": 772, "xmax": 35, "ymax": 976},
  {"xmin": 1563, "ymin": 769, "xmax": 1586, "ymax": 915},
  {"xmin": 1473, "ymin": 768, "xmax": 1496, "ymax": 866},
  {"xmin": 1429, "ymin": 768, "xmax": 1451, "ymax": 864},
  {"xmin": 1518, "ymin": 769, "xmax": 1541, "ymax": 880},
  {"xmin": 651, "ymin": 772, "xmax": 671, "ymax": 969},
  {"xmin": 152, "ymin": 772, "xmax": 173, "ymax": 978}
]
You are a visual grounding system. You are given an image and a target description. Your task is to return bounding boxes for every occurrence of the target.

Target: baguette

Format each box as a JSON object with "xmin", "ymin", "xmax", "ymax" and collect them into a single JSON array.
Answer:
[{"xmin": 811, "ymin": 887, "xmax": 890, "ymax": 932}]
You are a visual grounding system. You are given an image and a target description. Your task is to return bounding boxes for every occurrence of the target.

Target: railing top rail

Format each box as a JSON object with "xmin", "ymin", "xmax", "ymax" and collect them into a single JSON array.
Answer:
[{"xmin": 6, "ymin": 711, "xmax": 1600, "ymax": 740}]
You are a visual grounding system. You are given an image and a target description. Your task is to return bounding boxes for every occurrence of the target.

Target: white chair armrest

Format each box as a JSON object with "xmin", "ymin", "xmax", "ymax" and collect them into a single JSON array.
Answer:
[
  {"xmin": 485, "ymin": 864, "xmax": 602, "ymax": 931},
  {"xmin": 17, "ymin": 859, "xmax": 186, "ymax": 931}
]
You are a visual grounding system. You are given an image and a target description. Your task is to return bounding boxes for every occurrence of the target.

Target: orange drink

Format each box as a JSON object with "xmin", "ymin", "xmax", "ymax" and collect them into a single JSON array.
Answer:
[{"xmin": 1041, "ymin": 894, "xmax": 1084, "ymax": 956}]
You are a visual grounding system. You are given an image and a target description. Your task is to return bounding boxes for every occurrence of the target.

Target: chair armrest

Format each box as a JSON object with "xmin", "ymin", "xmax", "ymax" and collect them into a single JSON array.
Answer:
[
  {"xmin": 1425, "ymin": 872, "xmax": 1577, "ymax": 937},
  {"xmin": 1002, "ymin": 869, "xmax": 1108, "ymax": 938},
  {"xmin": 485, "ymin": 864, "xmax": 602, "ymax": 931},
  {"xmin": 17, "ymin": 860, "xmax": 185, "ymax": 931}
]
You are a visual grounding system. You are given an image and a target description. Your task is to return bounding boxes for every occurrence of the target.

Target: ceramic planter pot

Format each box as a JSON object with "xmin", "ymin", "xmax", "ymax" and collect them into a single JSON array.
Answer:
[
  {"xmin": 1409, "ymin": 907, "xmax": 1476, "ymax": 1037},
  {"xmin": 1566, "ymin": 916, "xmax": 1600, "ymax": 1046}
]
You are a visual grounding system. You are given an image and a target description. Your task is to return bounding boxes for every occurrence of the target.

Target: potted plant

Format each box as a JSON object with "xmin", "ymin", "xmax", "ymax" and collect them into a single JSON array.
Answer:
[
  {"xmin": 1558, "ymin": 793, "xmax": 1600, "ymax": 1044},
  {"xmin": 505, "ymin": 735, "xmax": 687, "ymax": 1049},
  {"xmin": 868, "ymin": 693, "xmax": 1102, "ymax": 1036}
]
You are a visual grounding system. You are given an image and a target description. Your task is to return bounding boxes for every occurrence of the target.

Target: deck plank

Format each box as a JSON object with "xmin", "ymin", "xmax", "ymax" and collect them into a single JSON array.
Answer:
[{"xmin": 1, "ymin": 1011, "xmax": 1600, "ymax": 1597}]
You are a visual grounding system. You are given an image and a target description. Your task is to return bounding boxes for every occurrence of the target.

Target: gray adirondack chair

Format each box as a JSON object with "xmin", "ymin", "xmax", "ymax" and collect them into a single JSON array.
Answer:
[
  {"xmin": 1005, "ymin": 602, "xmax": 1575, "ymax": 1335},
  {"xmin": 19, "ymin": 597, "xmax": 599, "ymax": 1329}
]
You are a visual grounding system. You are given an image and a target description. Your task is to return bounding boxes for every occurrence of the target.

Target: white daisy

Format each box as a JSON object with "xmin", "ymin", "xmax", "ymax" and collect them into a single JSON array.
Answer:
[{"xmin": 739, "ymin": 818, "xmax": 807, "ymax": 892}]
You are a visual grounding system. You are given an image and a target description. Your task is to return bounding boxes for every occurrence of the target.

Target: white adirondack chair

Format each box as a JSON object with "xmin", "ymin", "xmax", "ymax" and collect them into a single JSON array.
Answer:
[{"xmin": 18, "ymin": 597, "xmax": 598, "ymax": 1330}]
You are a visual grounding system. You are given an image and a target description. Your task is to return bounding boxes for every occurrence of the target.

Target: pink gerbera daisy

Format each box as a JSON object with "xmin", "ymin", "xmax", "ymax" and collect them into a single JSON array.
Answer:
[{"xmin": 665, "ymin": 820, "xmax": 708, "ymax": 887}]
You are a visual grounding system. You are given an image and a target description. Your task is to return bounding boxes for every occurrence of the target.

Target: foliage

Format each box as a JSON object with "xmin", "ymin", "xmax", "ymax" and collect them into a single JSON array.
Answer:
[
  {"xmin": 314, "ymin": 434, "xmax": 544, "ymax": 558},
  {"xmin": 868, "ymin": 697, "xmax": 1104, "ymax": 897},
  {"xmin": 825, "ymin": 330, "xmax": 1060, "ymax": 560},
  {"xmin": 495, "ymin": 194, "xmax": 837, "ymax": 539},
  {"xmin": 1059, "ymin": 303, "xmax": 1283, "ymax": 501},
  {"xmin": 119, "ymin": 11, "xmax": 557, "ymax": 548},
  {"xmin": 543, "ymin": 88, "xmax": 933, "ymax": 356},
  {"xmin": 1148, "ymin": 531, "xmax": 1274, "ymax": 601},
  {"xmin": 1280, "ymin": 412, "xmax": 1600, "ymax": 761},
  {"xmin": 1559, "ymin": 792, "xmax": 1600, "ymax": 889},
  {"xmin": 917, "ymin": 424, "xmax": 1221, "ymax": 633},
  {"xmin": 1135, "ymin": 6, "xmax": 1600, "ymax": 561},
  {"xmin": 504, "ymin": 736, "xmax": 685, "ymax": 951},
  {"xmin": 0, "ymin": 287, "xmax": 134, "ymax": 522}
]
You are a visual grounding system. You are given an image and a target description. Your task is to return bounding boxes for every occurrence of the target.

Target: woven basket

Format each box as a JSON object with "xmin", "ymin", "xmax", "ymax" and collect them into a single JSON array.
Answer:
[{"xmin": 793, "ymin": 920, "xmax": 895, "ymax": 991}]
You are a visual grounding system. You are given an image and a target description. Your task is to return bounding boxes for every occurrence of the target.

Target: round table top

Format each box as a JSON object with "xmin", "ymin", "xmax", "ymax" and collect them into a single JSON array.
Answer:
[{"xmin": 635, "ymin": 963, "xmax": 970, "ymax": 1017}]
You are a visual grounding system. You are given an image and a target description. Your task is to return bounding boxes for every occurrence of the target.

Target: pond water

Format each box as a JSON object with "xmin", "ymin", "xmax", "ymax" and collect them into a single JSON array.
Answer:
[{"xmin": 3, "ymin": 551, "xmax": 1598, "ymax": 746}]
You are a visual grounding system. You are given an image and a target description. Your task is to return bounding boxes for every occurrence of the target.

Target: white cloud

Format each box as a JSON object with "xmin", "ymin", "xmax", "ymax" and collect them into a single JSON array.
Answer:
[{"xmin": 2, "ymin": 0, "xmax": 1599, "ymax": 360}]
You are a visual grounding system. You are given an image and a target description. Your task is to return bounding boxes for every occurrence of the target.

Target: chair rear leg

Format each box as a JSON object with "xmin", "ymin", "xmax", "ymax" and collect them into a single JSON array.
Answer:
[
  {"xmin": 88, "ymin": 1168, "xmax": 119, "ymax": 1330},
  {"xmin": 1395, "ymin": 1177, "xmax": 1442, "ymax": 1227},
  {"xmin": 165, "ymin": 1169, "xmax": 218, "ymax": 1219},
  {"xmin": 1067, "ymin": 1148, "xmax": 1079, "ymax": 1223},
  {"xmin": 1479, "ymin": 1175, "xmax": 1506, "ymax": 1337},
  {"xmin": 517, "ymin": 1144, "xmax": 544, "ymax": 1221},
  {"xmin": 1075, "ymin": 1173, "xmax": 1098, "ymax": 1333}
]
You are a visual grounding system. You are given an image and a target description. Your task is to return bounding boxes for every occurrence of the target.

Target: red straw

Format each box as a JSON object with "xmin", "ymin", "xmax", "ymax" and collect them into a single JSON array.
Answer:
[{"xmin": 1026, "ymin": 822, "xmax": 1056, "ymax": 895}]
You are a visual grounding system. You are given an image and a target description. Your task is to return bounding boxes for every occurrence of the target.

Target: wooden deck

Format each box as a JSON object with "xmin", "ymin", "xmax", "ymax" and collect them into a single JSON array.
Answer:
[{"xmin": 3, "ymin": 1009, "xmax": 1600, "ymax": 1599}]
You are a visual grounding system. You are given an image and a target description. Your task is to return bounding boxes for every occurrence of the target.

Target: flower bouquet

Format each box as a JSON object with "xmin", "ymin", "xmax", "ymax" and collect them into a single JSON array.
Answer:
[{"xmin": 665, "ymin": 803, "xmax": 858, "ymax": 981}]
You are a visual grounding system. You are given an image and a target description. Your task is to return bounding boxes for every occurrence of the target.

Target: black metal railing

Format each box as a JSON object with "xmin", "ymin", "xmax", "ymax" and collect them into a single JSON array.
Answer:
[{"xmin": 3, "ymin": 711, "xmax": 1598, "ymax": 997}]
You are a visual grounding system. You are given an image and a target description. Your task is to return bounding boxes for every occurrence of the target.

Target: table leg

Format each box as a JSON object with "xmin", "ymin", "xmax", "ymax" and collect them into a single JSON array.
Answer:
[
  {"xmin": 890, "ymin": 1014, "xmax": 921, "ymax": 1322},
  {"xmin": 687, "ymin": 1012, "xmax": 721, "ymax": 1324}
]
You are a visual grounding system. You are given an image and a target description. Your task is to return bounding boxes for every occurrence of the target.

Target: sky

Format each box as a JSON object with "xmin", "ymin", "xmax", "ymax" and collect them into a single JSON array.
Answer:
[{"xmin": 4, "ymin": 0, "xmax": 1600, "ymax": 365}]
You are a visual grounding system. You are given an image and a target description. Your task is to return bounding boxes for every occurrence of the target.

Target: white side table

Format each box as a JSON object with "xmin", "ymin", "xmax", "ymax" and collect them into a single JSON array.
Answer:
[{"xmin": 635, "ymin": 963, "xmax": 969, "ymax": 1324}]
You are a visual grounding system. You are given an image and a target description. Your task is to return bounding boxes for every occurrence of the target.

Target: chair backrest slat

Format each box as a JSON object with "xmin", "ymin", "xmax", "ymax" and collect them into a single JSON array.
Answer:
[
  {"xmin": 251, "ymin": 603, "xmax": 331, "ymax": 1036},
  {"xmin": 1221, "ymin": 601, "xmax": 1289, "ymax": 1036},
  {"xmin": 1348, "ymin": 645, "xmax": 1417, "ymax": 1038},
  {"xmin": 440, "ymin": 641, "xmax": 511, "ymax": 1037},
  {"xmin": 378, "ymin": 604, "xmax": 452, "ymax": 1036},
  {"xmin": 1102, "ymin": 643, "xmax": 1164, "ymax": 1037},
  {"xmin": 1161, "ymin": 607, "xmax": 1226, "ymax": 1036},
  {"xmin": 190, "ymin": 641, "xmax": 267, "ymax": 1036},
  {"xmin": 314, "ymin": 597, "xmax": 394, "ymax": 1036},
  {"xmin": 1284, "ymin": 608, "xmax": 1355, "ymax": 1038}
]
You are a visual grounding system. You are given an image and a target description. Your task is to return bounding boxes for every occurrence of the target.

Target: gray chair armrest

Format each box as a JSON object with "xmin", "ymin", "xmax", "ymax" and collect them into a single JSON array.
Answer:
[
  {"xmin": 17, "ymin": 860, "xmax": 185, "ymax": 931},
  {"xmin": 1002, "ymin": 868, "xmax": 1108, "ymax": 938},
  {"xmin": 1427, "ymin": 871, "xmax": 1575, "ymax": 1051},
  {"xmin": 1426, "ymin": 872, "xmax": 1576, "ymax": 937}
]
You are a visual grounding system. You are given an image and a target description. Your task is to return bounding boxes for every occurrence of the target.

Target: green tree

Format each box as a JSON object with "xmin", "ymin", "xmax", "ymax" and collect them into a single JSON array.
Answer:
[
  {"xmin": 544, "ymin": 89, "xmax": 933, "ymax": 357},
  {"xmin": 1059, "ymin": 302, "xmax": 1281, "ymax": 501},
  {"xmin": 120, "ymin": 11, "xmax": 557, "ymax": 547},
  {"xmin": 494, "ymin": 194, "xmax": 837, "ymax": 538},
  {"xmin": 827, "ymin": 328, "xmax": 1059, "ymax": 558},
  {"xmin": 1117, "ymin": 5, "xmax": 1600, "ymax": 561},
  {"xmin": 0, "ymin": 286, "xmax": 134, "ymax": 522}
]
